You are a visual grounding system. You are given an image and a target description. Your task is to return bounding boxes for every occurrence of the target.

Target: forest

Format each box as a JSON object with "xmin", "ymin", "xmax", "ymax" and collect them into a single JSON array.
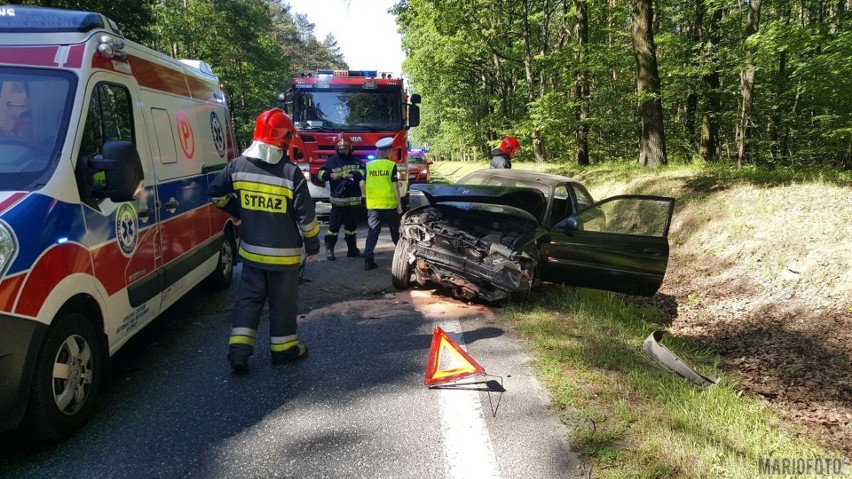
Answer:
[{"xmin": 12, "ymin": 0, "xmax": 851, "ymax": 170}]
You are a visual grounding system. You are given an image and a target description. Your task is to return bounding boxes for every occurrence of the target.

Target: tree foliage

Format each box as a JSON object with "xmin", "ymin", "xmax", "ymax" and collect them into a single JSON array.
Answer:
[
  {"xmin": 13, "ymin": 0, "xmax": 348, "ymax": 148},
  {"xmin": 395, "ymin": 0, "xmax": 852, "ymax": 169},
  {"xmin": 14, "ymin": 0, "xmax": 851, "ymax": 167}
]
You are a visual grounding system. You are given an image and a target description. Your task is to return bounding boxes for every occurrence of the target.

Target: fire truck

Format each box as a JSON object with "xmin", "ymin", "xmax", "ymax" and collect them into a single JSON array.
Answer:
[{"xmin": 277, "ymin": 69, "xmax": 421, "ymax": 206}]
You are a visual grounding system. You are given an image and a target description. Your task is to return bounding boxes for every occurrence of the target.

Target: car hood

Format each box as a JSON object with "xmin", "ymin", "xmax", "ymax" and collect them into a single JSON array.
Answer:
[{"xmin": 411, "ymin": 183, "xmax": 547, "ymax": 222}]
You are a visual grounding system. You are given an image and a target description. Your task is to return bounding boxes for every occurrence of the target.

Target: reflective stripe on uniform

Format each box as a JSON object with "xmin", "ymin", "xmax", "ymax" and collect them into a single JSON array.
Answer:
[
  {"xmin": 229, "ymin": 335, "xmax": 256, "ymax": 346},
  {"xmin": 301, "ymin": 219, "xmax": 320, "ymax": 238},
  {"xmin": 330, "ymin": 197, "xmax": 362, "ymax": 206},
  {"xmin": 239, "ymin": 241, "xmax": 302, "ymax": 266},
  {"xmin": 271, "ymin": 339, "xmax": 300, "ymax": 352},
  {"xmin": 271, "ymin": 334, "xmax": 298, "ymax": 345},
  {"xmin": 231, "ymin": 327, "xmax": 257, "ymax": 338},
  {"xmin": 232, "ymin": 171, "xmax": 296, "ymax": 191}
]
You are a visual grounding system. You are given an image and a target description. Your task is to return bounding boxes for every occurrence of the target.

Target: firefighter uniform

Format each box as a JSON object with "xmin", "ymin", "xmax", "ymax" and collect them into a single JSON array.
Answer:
[
  {"xmin": 317, "ymin": 152, "xmax": 364, "ymax": 260},
  {"xmin": 361, "ymin": 140, "xmax": 401, "ymax": 270},
  {"xmin": 208, "ymin": 110, "xmax": 320, "ymax": 371}
]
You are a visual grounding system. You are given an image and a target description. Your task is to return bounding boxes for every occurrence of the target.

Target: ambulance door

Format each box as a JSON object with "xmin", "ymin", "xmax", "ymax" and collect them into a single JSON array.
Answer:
[
  {"xmin": 144, "ymin": 94, "xmax": 213, "ymax": 310},
  {"xmin": 75, "ymin": 75, "xmax": 162, "ymax": 343}
]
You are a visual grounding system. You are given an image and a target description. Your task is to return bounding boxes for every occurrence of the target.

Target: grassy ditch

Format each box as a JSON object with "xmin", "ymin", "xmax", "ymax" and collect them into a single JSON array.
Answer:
[{"xmin": 431, "ymin": 160, "xmax": 850, "ymax": 478}]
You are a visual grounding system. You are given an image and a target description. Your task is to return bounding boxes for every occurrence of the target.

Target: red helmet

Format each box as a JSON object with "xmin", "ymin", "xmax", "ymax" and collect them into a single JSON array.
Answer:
[
  {"xmin": 334, "ymin": 133, "xmax": 353, "ymax": 154},
  {"xmin": 252, "ymin": 108, "xmax": 294, "ymax": 148},
  {"xmin": 500, "ymin": 136, "xmax": 520, "ymax": 158}
]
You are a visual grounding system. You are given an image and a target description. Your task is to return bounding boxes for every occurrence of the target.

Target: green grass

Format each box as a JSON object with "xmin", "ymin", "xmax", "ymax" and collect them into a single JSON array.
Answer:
[
  {"xmin": 430, "ymin": 160, "xmax": 848, "ymax": 478},
  {"xmin": 504, "ymin": 285, "xmax": 832, "ymax": 478}
]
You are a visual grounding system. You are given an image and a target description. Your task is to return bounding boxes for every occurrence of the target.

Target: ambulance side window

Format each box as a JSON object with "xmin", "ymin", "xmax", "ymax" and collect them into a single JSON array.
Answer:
[{"xmin": 76, "ymin": 83, "xmax": 134, "ymax": 205}]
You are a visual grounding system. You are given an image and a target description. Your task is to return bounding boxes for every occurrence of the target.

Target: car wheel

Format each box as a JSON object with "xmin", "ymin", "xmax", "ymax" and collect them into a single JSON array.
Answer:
[
  {"xmin": 391, "ymin": 240, "xmax": 413, "ymax": 290},
  {"xmin": 23, "ymin": 311, "xmax": 105, "ymax": 441},
  {"xmin": 205, "ymin": 229, "xmax": 236, "ymax": 291}
]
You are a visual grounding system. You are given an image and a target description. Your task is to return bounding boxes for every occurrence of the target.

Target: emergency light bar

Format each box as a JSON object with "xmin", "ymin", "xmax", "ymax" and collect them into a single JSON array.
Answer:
[
  {"xmin": 0, "ymin": 6, "xmax": 122, "ymax": 35},
  {"xmin": 316, "ymin": 70, "xmax": 379, "ymax": 78}
]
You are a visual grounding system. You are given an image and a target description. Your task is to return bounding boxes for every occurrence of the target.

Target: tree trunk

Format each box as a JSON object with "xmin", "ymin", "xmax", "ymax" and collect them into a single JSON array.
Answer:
[
  {"xmin": 736, "ymin": 0, "xmax": 761, "ymax": 168},
  {"xmin": 699, "ymin": 7, "xmax": 723, "ymax": 163},
  {"xmin": 575, "ymin": 0, "xmax": 590, "ymax": 166},
  {"xmin": 522, "ymin": 0, "xmax": 545, "ymax": 162},
  {"xmin": 631, "ymin": 0, "xmax": 667, "ymax": 166}
]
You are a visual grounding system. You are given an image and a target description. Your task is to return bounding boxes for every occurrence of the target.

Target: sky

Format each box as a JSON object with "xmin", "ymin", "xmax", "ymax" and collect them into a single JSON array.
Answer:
[{"xmin": 285, "ymin": 0, "xmax": 406, "ymax": 76}]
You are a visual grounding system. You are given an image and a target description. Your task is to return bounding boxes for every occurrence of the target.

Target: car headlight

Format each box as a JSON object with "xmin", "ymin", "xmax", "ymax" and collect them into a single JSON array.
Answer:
[{"xmin": 0, "ymin": 220, "xmax": 18, "ymax": 279}]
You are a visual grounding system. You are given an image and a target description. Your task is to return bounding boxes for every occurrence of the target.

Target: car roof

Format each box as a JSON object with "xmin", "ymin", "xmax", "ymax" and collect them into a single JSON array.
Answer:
[{"xmin": 459, "ymin": 168, "xmax": 583, "ymax": 189}]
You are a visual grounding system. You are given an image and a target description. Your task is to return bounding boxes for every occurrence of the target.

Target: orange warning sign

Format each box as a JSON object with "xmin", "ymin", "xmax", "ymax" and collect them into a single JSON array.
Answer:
[{"xmin": 424, "ymin": 327, "xmax": 485, "ymax": 386}]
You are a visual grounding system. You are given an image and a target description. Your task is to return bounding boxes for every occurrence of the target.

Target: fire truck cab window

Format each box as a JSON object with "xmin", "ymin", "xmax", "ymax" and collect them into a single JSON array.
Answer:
[{"xmin": 294, "ymin": 89, "xmax": 402, "ymax": 130}]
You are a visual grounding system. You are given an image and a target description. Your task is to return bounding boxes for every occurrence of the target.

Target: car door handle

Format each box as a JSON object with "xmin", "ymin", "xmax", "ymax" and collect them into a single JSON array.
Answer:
[
  {"xmin": 643, "ymin": 248, "xmax": 661, "ymax": 256},
  {"xmin": 138, "ymin": 209, "xmax": 154, "ymax": 220},
  {"xmin": 164, "ymin": 200, "xmax": 178, "ymax": 209}
]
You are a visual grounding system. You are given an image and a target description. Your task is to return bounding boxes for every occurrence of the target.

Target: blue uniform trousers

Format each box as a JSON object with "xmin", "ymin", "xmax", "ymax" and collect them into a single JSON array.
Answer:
[{"xmin": 363, "ymin": 208, "xmax": 400, "ymax": 263}]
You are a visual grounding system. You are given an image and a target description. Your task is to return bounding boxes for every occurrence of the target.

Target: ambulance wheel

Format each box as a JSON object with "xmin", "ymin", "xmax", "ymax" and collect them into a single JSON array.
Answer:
[
  {"xmin": 391, "ymin": 240, "xmax": 412, "ymax": 290},
  {"xmin": 24, "ymin": 311, "xmax": 104, "ymax": 441},
  {"xmin": 206, "ymin": 230, "xmax": 236, "ymax": 291}
]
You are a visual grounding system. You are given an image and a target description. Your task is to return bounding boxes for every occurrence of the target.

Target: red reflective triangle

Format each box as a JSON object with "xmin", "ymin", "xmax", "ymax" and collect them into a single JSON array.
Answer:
[{"xmin": 424, "ymin": 327, "xmax": 485, "ymax": 386}]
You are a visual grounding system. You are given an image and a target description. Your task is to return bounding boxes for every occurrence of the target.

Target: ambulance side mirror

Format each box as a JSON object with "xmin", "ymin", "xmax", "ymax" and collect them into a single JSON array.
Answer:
[{"xmin": 88, "ymin": 140, "xmax": 144, "ymax": 202}]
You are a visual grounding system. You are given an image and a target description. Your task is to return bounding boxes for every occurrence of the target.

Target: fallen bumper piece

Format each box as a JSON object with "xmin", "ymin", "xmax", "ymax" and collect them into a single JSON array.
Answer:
[{"xmin": 643, "ymin": 330, "xmax": 719, "ymax": 387}]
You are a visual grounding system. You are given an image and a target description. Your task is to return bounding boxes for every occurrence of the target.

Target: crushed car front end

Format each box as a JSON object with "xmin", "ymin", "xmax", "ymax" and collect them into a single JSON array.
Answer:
[{"xmin": 393, "ymin": 184, "xmax": 547, "ymax": 302}]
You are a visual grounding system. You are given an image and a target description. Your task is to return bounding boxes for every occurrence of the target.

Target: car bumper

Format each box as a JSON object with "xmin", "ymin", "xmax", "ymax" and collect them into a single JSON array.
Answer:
[{"xmin": 0, "ymin": 314, "xmax": 46, "ymax": 432}]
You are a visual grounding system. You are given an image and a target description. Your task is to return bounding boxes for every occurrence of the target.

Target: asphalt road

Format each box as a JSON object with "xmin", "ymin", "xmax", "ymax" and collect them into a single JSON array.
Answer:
[{"xmin": 0, "ymin": 219, "xmax": 582, "ymax": 479}]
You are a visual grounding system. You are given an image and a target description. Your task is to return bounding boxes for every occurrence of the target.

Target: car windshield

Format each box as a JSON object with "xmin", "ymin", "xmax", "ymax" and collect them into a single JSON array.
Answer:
[
  {"xmin": 457, "ymin": 172, "xmax": 551, "ymax": 199},
  {"xmin": 292, "ymin": 87, "xmax": 403, "ymax": 131},
  {"xmin": 408, "ymin": 154, "xmax": 427, "ymax": 164},
  {"xmin": 0, "ymin": 67, "xmax": 76, "ymax": 191}
]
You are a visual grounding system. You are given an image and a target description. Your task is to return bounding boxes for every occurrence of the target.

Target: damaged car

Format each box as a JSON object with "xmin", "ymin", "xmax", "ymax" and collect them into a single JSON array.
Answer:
[{"xmin": 391, "ymin": 169, "xmax": 675, "ymax": 302}]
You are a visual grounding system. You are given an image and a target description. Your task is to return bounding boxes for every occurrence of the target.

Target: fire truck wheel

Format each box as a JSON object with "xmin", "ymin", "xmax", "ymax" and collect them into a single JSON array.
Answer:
[
  {"xmin": 205, "ymin": 229, "xmax": 236, "ymax": 291},
  {"xmin": 391, "ymin": 240, "xmax": 413, "ymax": 290},
  {"xmin": 23, "ymin": 311, "xmax": 105, "ymax": 441}
]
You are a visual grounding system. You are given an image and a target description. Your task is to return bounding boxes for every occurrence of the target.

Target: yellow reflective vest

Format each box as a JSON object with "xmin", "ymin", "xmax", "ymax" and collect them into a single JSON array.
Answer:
[{"xmin": 364, "ymin": 159, "xmax": 398, "ymax": 209}]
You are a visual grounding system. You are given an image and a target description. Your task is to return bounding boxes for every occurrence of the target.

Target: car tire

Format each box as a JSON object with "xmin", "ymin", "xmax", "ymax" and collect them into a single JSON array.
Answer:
[
  {"xmin": 205, "ymin": 228, "xmax": 236, "ymax": 291},
  {"xmin": 511, "ymin": 264, "xmax": 538, "ymax": 303},
  {"xmin": 23, "ymin": 311, "xmax": 105, "ymax": 441},
  {"xmin": 391, "ymin": 240, "xmax": 413, "ymax": 290}
]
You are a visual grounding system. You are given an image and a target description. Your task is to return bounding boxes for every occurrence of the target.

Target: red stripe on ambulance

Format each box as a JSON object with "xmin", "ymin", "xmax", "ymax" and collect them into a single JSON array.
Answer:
[{"xmin": 15, "ymin": 244, "xmax": 92, "ymax": 317}]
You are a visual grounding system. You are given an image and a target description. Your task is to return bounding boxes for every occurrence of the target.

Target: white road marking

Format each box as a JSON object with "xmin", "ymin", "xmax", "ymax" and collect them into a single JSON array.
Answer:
[{"xmin": 436, "ymin": 319, "xmax": 501, "ymax": 479}]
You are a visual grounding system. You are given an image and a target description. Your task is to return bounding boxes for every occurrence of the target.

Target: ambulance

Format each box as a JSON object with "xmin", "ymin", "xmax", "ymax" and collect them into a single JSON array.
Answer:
[{"xmin": 0, "ymin": 6, "xmax": 239, "ymax": 440}]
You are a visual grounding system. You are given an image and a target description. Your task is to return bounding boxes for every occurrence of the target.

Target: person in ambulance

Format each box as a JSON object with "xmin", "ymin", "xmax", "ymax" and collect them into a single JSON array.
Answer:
[
  {"xmin": 208, "ymin": 109, "xmax": 320, "ymax": 373},
  {"xmin": 0, "ymin": 80, "xmax": 32, "ymax": 139}
]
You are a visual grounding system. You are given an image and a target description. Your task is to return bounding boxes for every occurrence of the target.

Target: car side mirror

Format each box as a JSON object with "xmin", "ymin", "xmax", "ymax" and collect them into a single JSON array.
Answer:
[{"xmin": 560, "ymin": 217, "xmax": 581, "ymax": 233}]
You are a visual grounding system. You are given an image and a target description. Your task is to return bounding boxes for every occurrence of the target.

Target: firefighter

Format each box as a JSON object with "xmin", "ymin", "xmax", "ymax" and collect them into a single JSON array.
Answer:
[
  {"xmin": 360, "ymin": 137, "xmax": 402, "ymax": 270},
  {"xmin": 208, "ymin": 109, "xmax": 320, "ymax": 373},
  {"xmin": 317, "ymin": 133, "xmax": 365, "ymax": 261},
  {"xmin": 489, "ymin": 136, "xmax": 520, "ymax": 169}
]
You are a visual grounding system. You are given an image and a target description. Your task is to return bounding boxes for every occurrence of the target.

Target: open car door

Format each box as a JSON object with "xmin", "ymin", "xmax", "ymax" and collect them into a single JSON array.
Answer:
[{"xmin": 540, "ymin": 195, "xmax": 675, "ymax": 296}]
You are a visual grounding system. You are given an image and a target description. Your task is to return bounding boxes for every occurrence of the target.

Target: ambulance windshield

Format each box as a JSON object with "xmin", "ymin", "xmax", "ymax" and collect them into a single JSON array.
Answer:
[
  {"xmin": 293, "ymin": 88, "xmax": 403, "ymax": 131},
  {"xmin": 0, "ymin": 68, "xmax": 76, "ymax": 191}
]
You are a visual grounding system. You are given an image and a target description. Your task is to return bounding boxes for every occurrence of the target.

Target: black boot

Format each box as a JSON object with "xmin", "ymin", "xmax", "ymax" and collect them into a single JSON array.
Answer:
[
  {"xmin": 324, "ymin": 235, "xmax": 337, "ymax": 261},
  {"xmin": 228, "ymin": 344, "xmax": 253, "ymax": 373},
  {"xmin": 345, "ymin": 234, "xmax": 361, "ymax": 257}
]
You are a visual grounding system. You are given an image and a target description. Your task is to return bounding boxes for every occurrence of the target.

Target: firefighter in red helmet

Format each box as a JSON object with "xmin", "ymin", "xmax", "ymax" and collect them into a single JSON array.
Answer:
[
  {"xmin": 208, "ymin": 108, "xmax": 320, "ymax": 373},
  {"xmin": 490, "ymin": 136, "xmax": 520, "ymax": 169},
  {"xmin": 317, "ymin": 133, "xmax": 365, "ymax": 260}
]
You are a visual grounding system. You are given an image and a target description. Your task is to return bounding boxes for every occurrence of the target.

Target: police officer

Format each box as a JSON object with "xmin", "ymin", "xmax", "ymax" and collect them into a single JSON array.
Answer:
[
  {"xmin": 360, "ymin": 137, "xmax": 401, "ymax": 270},
  {"xmin": 490, "ymin": 136, "xmax": 520, "ymax": 169},
  {"xmin": 317, "ymin": 133, "xmax": 364, "ymax": 261},
  {"xmin": 208, "ymin": 109, "xmax": 320, "ymax": 373}
]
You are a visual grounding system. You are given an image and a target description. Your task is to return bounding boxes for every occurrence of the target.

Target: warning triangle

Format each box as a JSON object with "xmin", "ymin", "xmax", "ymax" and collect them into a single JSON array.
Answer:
[{"xmin": 424, "ymin": 327, "xmax": 485, "ymax": 386}]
